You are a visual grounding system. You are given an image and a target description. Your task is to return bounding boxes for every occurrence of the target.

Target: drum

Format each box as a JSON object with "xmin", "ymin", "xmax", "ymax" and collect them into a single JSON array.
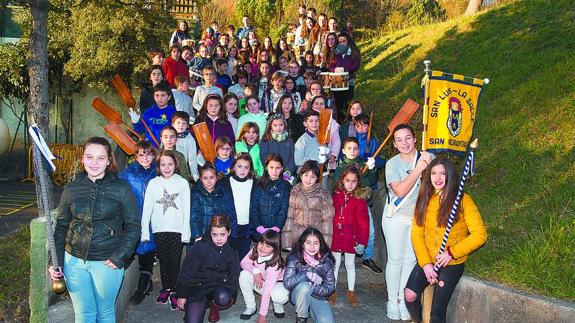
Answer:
[
  {"xmin": 329, "ymin": 72, "xmax": 349, "ymax": 91},
  {"xmin": 320, "ymin": 72, "xmax": 331, "ymax": 90},
  {"xmin": 294, "ymin": 45, "xmax": 304, "ymax": 59}
]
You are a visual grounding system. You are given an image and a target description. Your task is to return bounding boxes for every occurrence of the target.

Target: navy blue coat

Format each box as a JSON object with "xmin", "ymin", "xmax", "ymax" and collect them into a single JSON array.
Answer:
[
  {"xmin": 190, "ymin": 181, "xmax": 237, "ymax": 239},
  {"xmin": 283, "ymin": 251, "xmax": 336, "ymax": 300},
  {"xmin": 249, "ymin": 178, "xmax": 291, "ymax": 241},
  {"xmin": 119, "ymin": 162, "xmax": 157, "ymax": 255}
]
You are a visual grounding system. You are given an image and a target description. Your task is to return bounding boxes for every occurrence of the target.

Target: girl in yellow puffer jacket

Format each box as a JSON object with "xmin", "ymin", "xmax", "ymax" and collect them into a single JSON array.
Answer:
[{"xmin": 404, "ymin": 157, "xmax": 487, "ymax": 323}]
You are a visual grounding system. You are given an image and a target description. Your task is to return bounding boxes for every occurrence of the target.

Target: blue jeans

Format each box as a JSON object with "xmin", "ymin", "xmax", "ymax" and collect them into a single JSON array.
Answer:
[
  {"xmin": 64, "ymin": 252, "xmax": 125, "ymax": 323},
  {"xmin": 363, "ymin": 208, "xmax": 375, "ymax": 260},
  {"xmin": 290, "ymin": 282, "xmax": 334, "ymax": 323}
]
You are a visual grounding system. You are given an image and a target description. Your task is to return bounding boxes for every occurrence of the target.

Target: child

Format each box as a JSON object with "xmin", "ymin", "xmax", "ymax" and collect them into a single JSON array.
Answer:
[
  {"xmin": 192, "ymin": 65, "xmax": 224, "ymax": 112},
  {"xmin": 288, "ymin": 60, "xmax": 304, "ymax": 87},
  {"xmin": 294, "ymin": 110, "xmax": 326, "ymax": 173},
  {"xmin": 159, "ymin": 126, "xmax": 191, "ymax": 181},
  {"xmin": 226, "ymin": 46, "xmax": 239, "ymax": 78},
  {"xmin": 130, "ymin": 82, "xmax": 177, "ymax": 147},
  {"xmin": 214, "ymin": 136, "xmax": 234, "ymax": 177},
  {"xmin": 172, "ymin": 75, "xmax": 194, "ymax": 122},
  {"xmin": 284, "ymin": 76, "xmax": 302, "ymax": 112},
  {"xmin": 260, "ymin": 113, "xmax": 296, "ymax": 176},
  {"xmin": 119, "ymin": 141, "xmax": 158, "ymax": 305},
  {"xmin": 309, "ymin": 96, "xmax": 341, "ymax": 176},
  {"xmin": 215, "ymin": 58, "xmax": 233, "ymax": 92},
  {"xmin": 141, "ymin": 150, "xmax": 191, "ymax": 309},
  {"xmin": 163, "ymin": 44, "xmax": 189, "ymax": 88},
  {"xmin": 299, "ymin": 81, "xmax": 323, "ymax": 114},
  {"xmin": 235, "ymin": 122, "xmax": 264, "ymax": 177},
  {"xmin": 189, "ymin": 44, "xmax": 212, "ymax": 73},
  {"xmin": 228, "ymin": 69, "xmax": 248, "ymax": 100},
  {"xmin": 405, "ymin": 158, "xmax": 487, "ymax": 322},
  {"xmin": 351, "ymin": 113, "xmax": 386, "ymax": 176},
  {"xmin": 283, "ymin": 227, "xmax": 335, "ymax": 323},
  {"xmin": 276, "ymin": 94, "xmax": 305, "ymax": 143},
  {"xmin": 239, "ymin": 228, "xmax": 289, "ymax": 321},
  {"xmin": 221, "ymin": 153, "xmax": 256, "ymax": 260},
  {"xmin": 339, "ymin": 100, "xmax": 363, "ymax": 140},
  {"xmin": 251, "ymin": 61, "xmax": 272, "ymax": 102},
  {"xmin": 224, "ymin": 93, "xmax": 240, "ymax": 134},
  {"xmin": 238, "ymin": 84, "xmax": 256, "ymax": 116},
  {"xmin": 139, "ymin": 65, "xmax": 167, "ymax": 113},
  {"xmin": 190, "ymin": 163, "xmax": 236, "ymax": 244},
  {"xmin": 250, "ymin": 154, "xmax": 292, "ymax": 242},
  {"xmin": 281, "ymin": 160, "xmax": 334, "ymax": 250},
  {"xmin": 334, "ymin": 135, "xmax": 382, "ymax": 275},
  {"xmin": 261, "ymin": 71, "xmax": 286, "ymax": 114},
  {"xmin": 236, "ymin": 95, "xmax": 267, "ymax": 138},
  {"xmin": 172, "ymin": 112, "xmax": 199, "ymax": 181},
  {"xmin": 176, "ymin": 215, "xmax": 240, "ymax": 323},
  {"xmin": 194, "ymin": 94, "xmax": 235, "ymax": 145},
  {"xmin": 330, "ymin": 165, "xmax": 370, "ymax": 307}
]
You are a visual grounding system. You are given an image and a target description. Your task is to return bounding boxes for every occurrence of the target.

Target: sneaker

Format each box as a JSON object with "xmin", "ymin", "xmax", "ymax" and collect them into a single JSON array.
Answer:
[
  {"xmin": 399, "ymin": 300, "xmax": 411, "ymax": 320},
  {"xmin": 156, "ymin": 289, "xmax": 170, "ymax": 304},
  {"xmin": 387, "ymin": 300, "xmax": 400, "ymax": 320},
  {"xmin": 169, "ymin": 292, "xmax": 179, "ymax": 311},
  {"xmin": 361, "ymin": 259, "xmax": 383, "ymax": 274},
  {"xmin": 240, "ymin": 307, "xmax": 257, "ymax": 320},
  {"xmin": 273, "ymin": 311, "xmax": 286, "ymax": 319},
  {"xmin": 273, "ymin": 304, "xmax": 286, "ymax": 318}
]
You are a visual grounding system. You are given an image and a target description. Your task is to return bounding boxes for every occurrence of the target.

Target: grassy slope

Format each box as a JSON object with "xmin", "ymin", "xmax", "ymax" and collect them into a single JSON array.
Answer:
[
  {"xmin": 356, "ymin": 0, "xmax": 575, "ymax": 300},
  {"xmin": 0, "ymin": 227, "xmax": 31, "ymax": 321}
]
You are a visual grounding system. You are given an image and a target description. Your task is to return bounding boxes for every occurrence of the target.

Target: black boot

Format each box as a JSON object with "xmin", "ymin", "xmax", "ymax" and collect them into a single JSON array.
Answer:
[{"xmin": 130, "ymin": 271, "xmax": 153, "ymax": 305}]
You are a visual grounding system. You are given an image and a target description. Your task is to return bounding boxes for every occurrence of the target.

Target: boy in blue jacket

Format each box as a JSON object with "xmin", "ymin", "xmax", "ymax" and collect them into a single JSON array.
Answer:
[{"xmin": 129, "ymin": 81, "xmax": 176, "ymax": 148}]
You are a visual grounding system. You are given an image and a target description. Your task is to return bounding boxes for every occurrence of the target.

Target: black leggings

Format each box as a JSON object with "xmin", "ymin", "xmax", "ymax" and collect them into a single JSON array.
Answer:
[
  {"xmin": 404, "ymin": 263, "xmax": 464, "ymax": 323},
  {"xmin": 154, "ymin": 232, "xmax": 182, "ymax": 291},
  {"xmin": 183, "ymin": 287, "xmax": 234, "ymax": 323},
  {"xmin": 137, "ymin": 252, "xmax": 155, "ymax": 274}
]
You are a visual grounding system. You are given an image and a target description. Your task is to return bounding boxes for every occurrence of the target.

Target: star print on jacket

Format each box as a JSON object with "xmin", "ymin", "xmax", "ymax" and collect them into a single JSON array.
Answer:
[{"xmin": 156, "ymin": 187, "xmax": 180, "ymax": 214}]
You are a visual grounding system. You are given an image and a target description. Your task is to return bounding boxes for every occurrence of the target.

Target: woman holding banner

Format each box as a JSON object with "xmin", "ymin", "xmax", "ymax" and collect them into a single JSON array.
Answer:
[
  {"xmin": 382, "ymin": 124, "xmax": 433, "ymax": 320},
  {"xmin": 404, "ymin": 157, "xmax": 487, "ymax": 322}
]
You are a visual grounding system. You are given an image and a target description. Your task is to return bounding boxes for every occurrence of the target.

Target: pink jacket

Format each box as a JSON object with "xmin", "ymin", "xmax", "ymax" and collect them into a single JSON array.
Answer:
[{"xmin": 240, "ymin": 249, "xmax": 285, "ymax": 316}]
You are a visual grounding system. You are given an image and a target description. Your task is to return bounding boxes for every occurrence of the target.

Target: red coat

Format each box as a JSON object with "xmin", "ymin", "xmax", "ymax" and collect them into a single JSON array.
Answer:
[
  {"xmin": 331, "ymin": 190, "xmax": 369, "ymax": 253},
  {"xmin": 162, "ymin": 57, "xmax": 189, "ymax": 88}
]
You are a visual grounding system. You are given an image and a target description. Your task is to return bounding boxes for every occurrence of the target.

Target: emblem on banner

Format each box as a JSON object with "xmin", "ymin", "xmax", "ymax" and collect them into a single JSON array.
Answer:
[{"xmin": 447, "ymin": 97, "xmax": 462, "ymax": 137}]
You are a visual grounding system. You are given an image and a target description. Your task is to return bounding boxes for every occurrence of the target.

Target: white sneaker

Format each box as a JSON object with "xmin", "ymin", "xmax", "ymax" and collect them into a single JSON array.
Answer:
[
  {"xmin": 387, "ymin": 300, "xmax": 400, "ymax": 320},
  {"xmin": 399, "ymin": 300, "xmax": 411, "ymax": 320}
]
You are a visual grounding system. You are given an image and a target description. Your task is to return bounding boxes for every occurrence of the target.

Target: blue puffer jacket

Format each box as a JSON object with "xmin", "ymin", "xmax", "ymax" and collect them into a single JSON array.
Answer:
[
  {"xmin": 283, "ymin": 251, "xmax": 336, "ymax": 300},
  {"xmin": 249, "ymin": 178, "xmax": 291, "ymax": 241},
  {"xmin": 119, "ymin": 161, "xmax": 157, "ymax": 255},
  {"xmin": 190, "ymin": 181, "xmax": 237, "ymax": 239}
]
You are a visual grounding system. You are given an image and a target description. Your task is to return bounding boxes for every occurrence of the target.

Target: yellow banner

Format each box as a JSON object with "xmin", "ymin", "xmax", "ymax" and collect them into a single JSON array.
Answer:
[{"xmin": 423, "ymin": 71, "xmax": 484, "ymax": 154}]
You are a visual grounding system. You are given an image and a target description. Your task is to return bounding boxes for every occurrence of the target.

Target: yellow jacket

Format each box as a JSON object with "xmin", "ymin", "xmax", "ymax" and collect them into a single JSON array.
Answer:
[{"xmin": 411, "ymin": 193, "xmax": 487, "ymax": 267}]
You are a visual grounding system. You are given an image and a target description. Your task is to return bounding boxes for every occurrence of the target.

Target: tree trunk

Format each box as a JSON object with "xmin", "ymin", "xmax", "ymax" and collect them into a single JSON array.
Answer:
[
  {"xmin": 465, "ymin": 0, "xmax": 483, "ymax": 16},
  {"xmin": 27, "ymin": 0, "xmax": 55, "ymax": 214}
]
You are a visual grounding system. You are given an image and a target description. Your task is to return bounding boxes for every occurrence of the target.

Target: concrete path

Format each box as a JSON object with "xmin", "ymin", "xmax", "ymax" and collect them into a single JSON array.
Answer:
[{"xmin": 121, "ymin": 257, "xmax": 396, "ymax": 323}]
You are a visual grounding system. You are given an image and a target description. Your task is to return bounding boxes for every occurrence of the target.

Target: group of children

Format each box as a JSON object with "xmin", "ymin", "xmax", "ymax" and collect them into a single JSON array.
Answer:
[{"xmin": 109, "ymin": 7, "xmax": 488, "ymax": 323}]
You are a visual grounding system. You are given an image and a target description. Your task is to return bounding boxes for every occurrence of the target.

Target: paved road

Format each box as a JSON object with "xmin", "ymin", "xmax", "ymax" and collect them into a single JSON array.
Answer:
[{"xmin": 0, "ymin": 180, "xmax": 62, "ymax": 237}]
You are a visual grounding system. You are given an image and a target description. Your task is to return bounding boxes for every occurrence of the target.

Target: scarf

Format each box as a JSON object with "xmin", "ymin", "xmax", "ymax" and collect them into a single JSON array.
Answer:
[
  {"xmin": 334, "ymin": 44, "xmax": 350, "ymax": 55},
  {"xmin": 272, "ymin": 130, "xmax": 289, "ymax": 142},
  {"xmin": 176, "ymin": 130, "xmax": 189, "ymax": 138},
  {"xmin": 303, "ymin": 252, "xmax": 320, "ymax": 267}
]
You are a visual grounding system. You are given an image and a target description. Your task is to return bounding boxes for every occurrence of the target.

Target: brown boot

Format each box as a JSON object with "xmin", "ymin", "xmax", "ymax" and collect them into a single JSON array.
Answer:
[
  {"xmin": 347, "ymin": 290, "xmax": 359, "ymax": 307},
  {"xmin": 328, "ymin": 291, "xmax": 337, "ymax": 305}
]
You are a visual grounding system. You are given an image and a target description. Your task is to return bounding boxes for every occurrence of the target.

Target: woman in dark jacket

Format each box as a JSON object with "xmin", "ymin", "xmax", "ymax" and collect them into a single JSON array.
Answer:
[
  {"xmin": 328, "ymin": 32, "xmax": 360, "ymax": 123},
  {"xmin": 176, "ymin": 215, "xmax": 240, "ymax": 323},
  {"xmin": 49, "ymin": 137, "xmax": 140, "ymax": 322},
  {"xmin": 190, "ymin": 163, "xmax": 237, "ymax": 244},
  {"xmin": 118, "ymin": 140, "xmax": 158, "ymax": 305},
  {"xmin": 249, "ymin": 154, "xmax": 291, "ymax": 241},
  {"xmin": 284, "ymin": 227, "xmax": 335, "ymax": 323}
]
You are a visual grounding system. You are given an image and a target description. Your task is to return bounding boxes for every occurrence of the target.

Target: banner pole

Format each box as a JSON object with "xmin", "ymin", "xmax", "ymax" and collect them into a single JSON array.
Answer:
[{"xmin": 422, "ymin": 60, "xmax": 431, "ymax": 151}]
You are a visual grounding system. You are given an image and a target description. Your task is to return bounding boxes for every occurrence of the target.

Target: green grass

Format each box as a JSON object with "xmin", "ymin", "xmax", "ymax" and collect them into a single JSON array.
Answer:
[
  {"xmin": 0, "ymin": 226, "xmax": 31, "ymax": 321},
  {"xmin": 356, "ymin": 0, "xmax": 575, "ymax": 300}
]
